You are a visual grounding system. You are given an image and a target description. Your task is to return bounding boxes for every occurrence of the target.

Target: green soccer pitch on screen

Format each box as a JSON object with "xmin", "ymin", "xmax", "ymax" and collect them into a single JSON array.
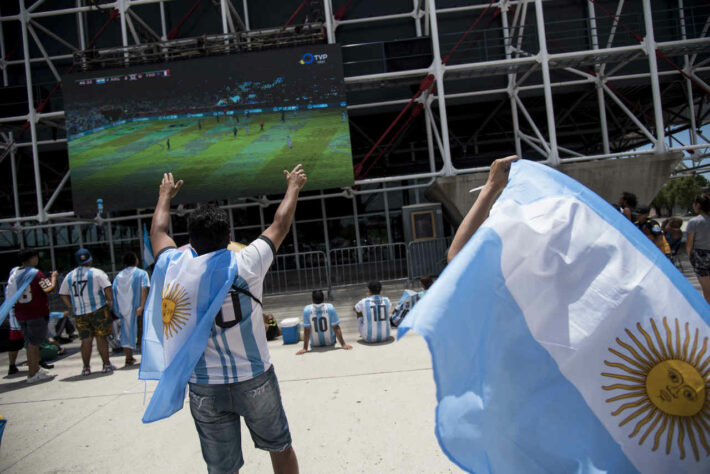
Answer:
[{"xmin": 63, "ymin": 45, "xmax": 354, "ymax": 214}]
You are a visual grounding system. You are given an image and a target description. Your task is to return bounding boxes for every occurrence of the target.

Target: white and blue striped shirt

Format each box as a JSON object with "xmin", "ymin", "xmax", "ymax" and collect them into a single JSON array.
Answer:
[
  {"xmin": 355, "ymin": 295, "xmax": 391, "ymax": 342},
  {"xmin": 302, "ymin": 303, "xmax": 340, "ymax": 347},
  {"xmin": 59, "ymin": 266, "xmax": 111, "ymax": 315},
  {"xmin": 190, "ymin": 236, "xmax": 275, "ymax": 385}
]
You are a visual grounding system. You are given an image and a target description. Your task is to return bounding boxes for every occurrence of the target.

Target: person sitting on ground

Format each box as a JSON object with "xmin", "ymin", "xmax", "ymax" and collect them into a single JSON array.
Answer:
[
  {"xmin": 297, "ymin": 290, "xmax": 352, "ymax": 355},
  {"xmin": 59, "ymin": 248, "xmax": 115, "ymax": 376},
  {"xmin": 353, "ymin": 280, "xmax": 392, "ymax": 343},
  {"xmin": 641, "ymin": 220, "xmax": 671, "ymax": 258},
  {"xmin": 112, "ymin": 251, "xmax": 150, "ymax": 367},
  {"xmin": 6, "ymin": 249, "xmax": 58, "ymax": 383},
  {"xmin": 618, "ymin": 192, "xmax": 637, "ymax": 221},
  {"xmin": 263, "ymin": 313, "xmax": 281, "ymax": 341},
  {"xmin": 0, "ymin": 316, "xmax": 24, "ymax": 376},
  {"xmin": 391, "ymin": 275, "xmax": 435, "ymax": 328}
]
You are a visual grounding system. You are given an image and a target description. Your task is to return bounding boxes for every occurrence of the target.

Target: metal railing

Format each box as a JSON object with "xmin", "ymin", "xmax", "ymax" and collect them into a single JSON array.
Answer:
[
  {"xmin": 407, "ymin": 237, "xmax": 451, "ymax": 282},
  {"xmin": 328, "ymin": 243, "xmax": 409, "ymax": 288},
  {"xmin": 263, "ymin": 251, "xmax": 330, "ymax": 296}
]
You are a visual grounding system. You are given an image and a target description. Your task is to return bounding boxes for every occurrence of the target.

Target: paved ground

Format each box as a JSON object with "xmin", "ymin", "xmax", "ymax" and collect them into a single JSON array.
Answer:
[
  {"xmin": 0, "ymin": 257, "xmax": 703, "ymax": 474},
  {"xmin": 0, "ymin": 283, "xmax": 457, "ymax": 474}
]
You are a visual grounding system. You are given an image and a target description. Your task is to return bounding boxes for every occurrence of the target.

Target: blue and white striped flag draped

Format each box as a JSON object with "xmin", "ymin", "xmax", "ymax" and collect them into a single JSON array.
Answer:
[
  {"xmin": 0, "ymin": 267, "xmax": 39, "ymax": 326},
  {"xmin": 399, "ymin": 160, "xmax": 710, "ymax": 473},
  {"xmin": 142, "ymin": 225, "xmax": 154, "ymax": 268},
  {"xmin": 139, "ymin": 248, "xmax": 237, "ymax": 423}
]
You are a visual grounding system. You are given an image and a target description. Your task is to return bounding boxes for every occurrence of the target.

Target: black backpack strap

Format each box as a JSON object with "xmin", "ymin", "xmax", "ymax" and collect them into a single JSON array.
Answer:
[{"xmin": 232, "ymin": 284, "xmax": 263, "ymax": 308}]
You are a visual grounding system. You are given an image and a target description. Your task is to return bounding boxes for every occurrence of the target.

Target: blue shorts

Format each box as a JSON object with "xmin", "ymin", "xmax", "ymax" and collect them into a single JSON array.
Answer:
[{"xmin": 188, "ymin": 366, "xmax": 292, "ymax": 474}]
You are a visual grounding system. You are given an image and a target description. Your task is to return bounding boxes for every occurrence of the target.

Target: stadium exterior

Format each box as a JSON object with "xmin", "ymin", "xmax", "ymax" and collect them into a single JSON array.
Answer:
[{"xmin": 1, "ymin": 0, "xmax": 710, "ymax": 294}]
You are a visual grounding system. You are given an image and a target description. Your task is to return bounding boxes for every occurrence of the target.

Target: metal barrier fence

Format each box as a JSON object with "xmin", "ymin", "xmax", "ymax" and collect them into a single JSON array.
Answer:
[
  {"xmin": 263, "ymin": 251, "xmax": 330, "ymax": 296},
  {"xmin": 328, "ymin": 243, "xmax": 409, "ymax": 288},
  {"xmin": 407, "ymin": 237, "xmax": 452, "ymax": 282}
]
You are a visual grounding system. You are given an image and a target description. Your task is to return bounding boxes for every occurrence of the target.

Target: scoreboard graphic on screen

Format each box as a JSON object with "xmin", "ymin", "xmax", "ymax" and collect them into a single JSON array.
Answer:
[{"xmin": 63, "ymin": 45, "xmax": 353, "ymax": 214}]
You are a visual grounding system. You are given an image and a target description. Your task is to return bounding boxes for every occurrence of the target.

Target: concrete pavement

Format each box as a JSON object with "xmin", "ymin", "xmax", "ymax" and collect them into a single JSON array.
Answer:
[{"xmin": 0, "ymin": 283, "xmax": 458, "ymax": 474}]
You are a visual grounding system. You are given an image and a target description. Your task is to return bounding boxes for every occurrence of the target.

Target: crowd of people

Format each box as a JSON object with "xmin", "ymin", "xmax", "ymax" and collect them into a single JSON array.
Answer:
[{"xmin": 617, "ymin": 190, "xmax": 710, "ymax": 302}]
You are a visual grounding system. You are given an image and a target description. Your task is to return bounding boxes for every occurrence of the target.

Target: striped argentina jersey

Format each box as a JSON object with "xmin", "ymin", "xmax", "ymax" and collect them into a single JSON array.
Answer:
[
  {"xmin": 191, "ymin": 236, "xmax": 274, "ymax": 384},
  {"xmin": 302, "ymin": 303, "xmax": 340, "ymax": 347},
  {"xmin": 59, "ymin": 266, "xmax": 111, "ymax": 315},
  {"xmin": 355, "ymin": 295, "xmax": 391, "ymax": 342}
]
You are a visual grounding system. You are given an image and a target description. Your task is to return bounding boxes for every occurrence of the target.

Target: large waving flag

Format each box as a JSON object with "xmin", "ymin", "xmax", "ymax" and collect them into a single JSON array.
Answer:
[
  {"xmin": 399, "ymin": 160, "xmax": 710, "ymax": 473},
  {"xmin": 0, "ymin": 267, "xmax": 39, "ymax": 326},
  {"xmin": 139, "ymin": 248, "xmax": 237, "ymax": 423},
  {"xmin": 142, "ymin": 224, "xmax": 154, "ymax": 268}
]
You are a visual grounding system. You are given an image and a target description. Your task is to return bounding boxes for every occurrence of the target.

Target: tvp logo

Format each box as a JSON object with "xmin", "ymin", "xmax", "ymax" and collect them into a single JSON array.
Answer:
[{"xmin": 299, "ymin": 53, "xmax": 328, "ymax": 65}]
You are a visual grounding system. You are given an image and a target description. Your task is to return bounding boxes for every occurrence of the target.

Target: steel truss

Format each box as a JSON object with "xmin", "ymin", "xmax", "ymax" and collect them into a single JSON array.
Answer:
[{"xmin": 1, "ymin": 0, "xmax": 710, "ymax": 271}]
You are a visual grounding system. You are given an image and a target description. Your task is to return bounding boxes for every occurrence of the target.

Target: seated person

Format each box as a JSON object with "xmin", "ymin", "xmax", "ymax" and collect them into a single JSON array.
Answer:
[
  {"xmin": 353, "ymin": 281, "xmax": 392, "ymax": 343},
  {"xmin": 633, "ymin": 206, "xmax": 651, "ymax": 229},
  {"xmin": 662, "ymin": 217, "xmax": 684, "ymax": 253},
  {"xmin": 391, "ymin": 275, "xmax": 435, "ymax": 328},
  {"xmin": 641, "ymin": 220, "xmax": 671, "ymax": 257},
  {"xmin": 297, "ymin": 290, "xmax": 351, "ymax": 354},
  {"xmin": 263, "ymin": 313, "xmax": 281, "ymax": 341}
]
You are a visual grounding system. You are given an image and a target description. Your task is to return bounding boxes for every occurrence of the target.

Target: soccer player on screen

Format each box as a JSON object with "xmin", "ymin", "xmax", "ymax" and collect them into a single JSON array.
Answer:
[{"xmin": 287, "ymin": 136, "xmax": 292, "ymax": 149}]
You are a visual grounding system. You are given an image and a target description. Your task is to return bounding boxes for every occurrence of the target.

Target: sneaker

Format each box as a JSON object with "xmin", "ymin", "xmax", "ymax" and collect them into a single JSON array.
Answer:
[
  {"xmin": 27, "ymin": 371, "xmax": 53, "ymax": 384},
  {"xmin": 101, "ymin": 364, "xmax": 116, "ymax": 373},
  {"xmin": 8, "ymin": 364, "xmax": 18, "ymax": 375},
  {"xmin": 40, "ymin": 361, "xmax": 54, "ymax": 369},
  {"xmin": 81, "ymin": 367, "xmax": 91, "ymax": 376}
]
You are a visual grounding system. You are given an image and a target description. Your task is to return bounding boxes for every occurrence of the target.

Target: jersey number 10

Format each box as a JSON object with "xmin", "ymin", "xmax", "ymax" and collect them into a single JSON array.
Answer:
[
  {"xmin": 370, "ymin": 304, "xmax": 387, "ymax": 322},
  {"xmin": 311, "ymin": 316, "xmax": 328, "ymax": 332}
]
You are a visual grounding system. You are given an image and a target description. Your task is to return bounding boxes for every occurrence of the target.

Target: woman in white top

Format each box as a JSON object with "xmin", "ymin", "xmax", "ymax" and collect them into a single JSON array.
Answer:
[{"xmin": 686, "ymin": 193, "xmax": 710, "ymax": 303}]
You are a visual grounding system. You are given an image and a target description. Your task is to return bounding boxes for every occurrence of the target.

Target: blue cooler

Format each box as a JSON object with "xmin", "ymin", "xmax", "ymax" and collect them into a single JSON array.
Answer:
[{"xmin": 281, "ymin": 318, "xmax": 300, "ymax": 344}]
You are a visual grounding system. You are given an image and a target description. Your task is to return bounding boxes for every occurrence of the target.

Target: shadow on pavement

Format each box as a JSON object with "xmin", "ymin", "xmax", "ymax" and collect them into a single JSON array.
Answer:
[
  {"xmin": 0, "ymin": 374, "xmax": 56, "ymax": 394},
  {"xmin": 355, "ymin": 336, "xmax": 395, "ymax": 346},
  {"xmin": 59, "ymin": 371, "xmax": 114, "ymax": 383}
]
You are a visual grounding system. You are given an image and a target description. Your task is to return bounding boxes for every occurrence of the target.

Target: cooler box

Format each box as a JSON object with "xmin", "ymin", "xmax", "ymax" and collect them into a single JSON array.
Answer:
[{"xmin": 281, "ymin": 318, "xmax": 300, "ymax": 344}]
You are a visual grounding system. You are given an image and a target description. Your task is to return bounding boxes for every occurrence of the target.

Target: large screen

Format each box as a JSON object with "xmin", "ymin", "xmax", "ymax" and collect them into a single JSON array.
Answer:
[{"xmin": 63, "ymin": 45, "xmax": 353, "ymax": 214}]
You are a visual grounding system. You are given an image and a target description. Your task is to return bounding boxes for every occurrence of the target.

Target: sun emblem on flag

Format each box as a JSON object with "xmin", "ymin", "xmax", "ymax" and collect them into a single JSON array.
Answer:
[
  {"xmin": 161, "ymin": 282, "xmax": 191, "ymax": 339},
  {"xmin": 602, "ymin": 317, "xmax": 709, "ymax": 461}
]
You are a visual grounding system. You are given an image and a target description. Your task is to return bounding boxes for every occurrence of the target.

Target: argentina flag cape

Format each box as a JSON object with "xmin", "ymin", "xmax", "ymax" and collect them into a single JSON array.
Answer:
[
  {"xmin": 139, "ymin": 248, "xmax": 237, "ymax": 423},
  {"xmin": 399, "ymin": 160, "xmax": 710, "ymax": 473},
  {"xmin": 0, "ymin": 267, "xmax": 39, "ymax": 326}
]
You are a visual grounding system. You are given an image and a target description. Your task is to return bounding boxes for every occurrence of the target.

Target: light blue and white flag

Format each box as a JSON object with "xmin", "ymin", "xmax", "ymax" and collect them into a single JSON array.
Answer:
[
  {"xmin": 399, "ymin": 160, "xmax": 710, "ymax": 473},
  {"xmin": 139, "ymin": 248, "xmax": 237, "ymax": 423},
  {"xmin": 142, "ymin": 225, "xmax": 154, "ymax": 268},
  {"xmin": 113, "ymin": 266, "xmax": 150, "ymax": 350},
  {"xmin": 0, "ymin": 266, "xmax": 39, "ymax": 326}
]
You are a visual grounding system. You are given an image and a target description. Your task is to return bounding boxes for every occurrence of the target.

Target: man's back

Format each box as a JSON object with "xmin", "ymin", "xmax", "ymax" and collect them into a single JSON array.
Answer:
[
  {"xmin": 113, "ymin": 267, "xmax": 149, "ymax": 317},
  {"xmin": 189, "ymin": 236, "xmax": 275, "ymax": 384},
  {"xmin": 355, "ymin": 295, "xmax": 391, "ymax": 342},
  {"xmin": 302, "ymin": 303, "xmax": 339, "ymax": 347},
  {"xmin": 59, "ymin": 266, "xmax": 110, "ymax": 315}
]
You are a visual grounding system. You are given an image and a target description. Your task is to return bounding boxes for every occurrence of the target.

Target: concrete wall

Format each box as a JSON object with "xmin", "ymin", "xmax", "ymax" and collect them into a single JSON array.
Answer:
[{"xmin": 425, "ymin": 153, "xmax": 684, "ymax": 224}]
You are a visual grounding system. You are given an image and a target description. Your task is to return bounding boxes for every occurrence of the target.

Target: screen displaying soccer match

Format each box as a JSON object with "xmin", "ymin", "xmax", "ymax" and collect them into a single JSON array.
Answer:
[{"xmin": 63, "ymin": 45, "xmax": 354, "ymax": 214}]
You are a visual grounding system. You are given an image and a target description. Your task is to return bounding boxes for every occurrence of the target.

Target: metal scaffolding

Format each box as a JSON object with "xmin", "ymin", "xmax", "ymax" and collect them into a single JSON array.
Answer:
[{"xmin": 1, "ymin": 0, "xmax": 710, "ymax": 277}]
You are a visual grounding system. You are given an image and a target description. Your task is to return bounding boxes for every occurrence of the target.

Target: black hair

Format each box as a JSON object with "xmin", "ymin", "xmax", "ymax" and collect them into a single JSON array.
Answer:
[
  {"xmin": 695, "ymin": 194, "xmax": 710, "ymax": 213},
  {"xmin": 622, "ymin": 192, "xmax": 638, "ymax": 209},
  {"xmin": 312, "ymin": 290, "xmax": 324, "ymax": 304},
  {"xmin": 122, "ymin": 251, "xmax": 138, "ymax": 267},
  {"xmin": 367, "ymin": 280, "xmax": 382, "ymax": 295},
  {"xmin": 188, "ymin": 205, "xmax": 230, "ymax": 255},
  {"xmin": 18, "ymin": 248, "xmax": 38, "ymax": 264},
  {"xmin": 419, "ymin": 275, "xmax": 434, "ymax": 290}
]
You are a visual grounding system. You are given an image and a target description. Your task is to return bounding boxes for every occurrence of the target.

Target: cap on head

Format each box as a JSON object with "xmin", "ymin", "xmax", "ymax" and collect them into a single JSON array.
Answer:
[{"xmin": 75, "ymin": 248, "xmax": 92, "ymax": 265}]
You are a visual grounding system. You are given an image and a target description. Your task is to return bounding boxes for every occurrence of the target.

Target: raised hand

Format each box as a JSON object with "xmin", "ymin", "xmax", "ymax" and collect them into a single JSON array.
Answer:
[
  {"xmin": 284, "ymin": 164, "xmax": 307, "ymax": 191},
  {"xmin": 485, "ymin": 155, "xmax": 519, "ymax": 194},
  {"xmin": 160, "ymin": 172, "xmax": 184, "ymax": 199}
]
